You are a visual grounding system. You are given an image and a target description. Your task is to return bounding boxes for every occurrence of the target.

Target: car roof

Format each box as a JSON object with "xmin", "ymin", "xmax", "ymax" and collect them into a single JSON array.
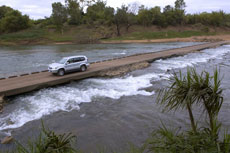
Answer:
[{"xmin": 63, "ymin": 55, "xmax": 87, "ymax": 59}]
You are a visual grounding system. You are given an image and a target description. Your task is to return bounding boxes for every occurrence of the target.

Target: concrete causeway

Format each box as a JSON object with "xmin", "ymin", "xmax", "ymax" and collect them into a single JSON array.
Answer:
[{"xmin": 0, "ymin": 41, "xmax": 229, "ymax": 99}]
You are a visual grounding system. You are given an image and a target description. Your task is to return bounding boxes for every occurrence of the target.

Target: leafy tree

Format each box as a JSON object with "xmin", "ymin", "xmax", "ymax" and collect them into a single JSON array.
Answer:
[
  {"xmin": 65, "ymin": 0, "xmax": 82, "ymax": 25},
  {"xmin": 85, "ymin": 0, "xmax": 114, "ymax": 25},
  {"xmin": 124, "ymin": 3, "xmax": 139, "ymax": 31},
  {"xmin": 196, "ymin": 12, "xmax": 211, "ymax": 25},
  {"xmin": 0, "ymin": 10, "xmax": 30, "ymax": 33},
  {"xmin": 185, "ymin": 14, "xmax": 196, "ymax": 24},
  {"xmin": 162, "ymin": 2, "xmax": 186, "ymax": 26},
  {"xmin": 185, "ymin": 11, "xmax": 228, "ymax": 27},
  {"xmin": 175, "ymin": 0, "xmax": 186, "ymax": 10},
  {"xmin": 209, "ymin": 11, "xmax": 225, "ymax": 27},
  {"xmin": 126, "ymin": 12, "xmax": 137, "ymax": 31},
  {"xmin": 51, "ymin": 2, "xmax": 67, "ymax": 33},
  {"xmin": 174, "ymin": 0, "xmax": 186, "ymax": 25},
  {"xmin": 114, "ymin": 5, "xmax": 128, "ymax": 36},
  {"xmin": 163, "ymin": 5, "xmax": 176, "ymax": 26},
  {"xmin": 150, "ymin": 6, "xmax": 161, "ymax": 25},
  {"xmin": 103, "ymin": 6, "xmax": 115, "ymax": 26},
  {"xmin": 163, "ymin": 5, "xmax": 174, "ymax": 13},
  {"xmin": 174, "ymin": 9, "xmax": 185, "ymax": 25},
  {"xmin": 33, "ymin": 17, "xmax": 53, "ymax": 28},
  {"xmin": 0, "ymin": 5, "xmax": 13, "ymax": 20},
  {"xmin": 86, "ymin": 0, "xmax": 106, "ymax": 23},
  {"xmin": 138, "ymin": 5, "xmax": 153, "ymax": 27},
  {"xmin": 158, "ymin": 0, "xmax": 186, "ymax": 26},
  {"xmin": 158, "ymin": 15, "xmax": 168, "ymax": 27}
]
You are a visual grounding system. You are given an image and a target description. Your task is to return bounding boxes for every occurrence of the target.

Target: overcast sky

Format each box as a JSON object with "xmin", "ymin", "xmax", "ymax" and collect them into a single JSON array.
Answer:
[{"xmin": 0, "ymin": 0, "xmax": 229, "ymax": 19}]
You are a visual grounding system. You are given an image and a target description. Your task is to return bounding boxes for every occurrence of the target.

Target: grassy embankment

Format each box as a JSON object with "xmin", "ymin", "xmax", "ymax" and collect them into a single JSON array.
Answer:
[
  {"xmin": 0, "ymin": 25, "xmax": 221, "ymax": 45},
  {"xmin": 0, "ymin": 26, "xmax": 107, "ymax": 45},
  {"xmin": 106, "ymin": 30, "xmax": 216, "ymax": 41}
]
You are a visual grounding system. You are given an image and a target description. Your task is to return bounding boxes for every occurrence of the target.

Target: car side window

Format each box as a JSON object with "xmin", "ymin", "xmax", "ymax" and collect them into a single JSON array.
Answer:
[
  {"xmin": 67, "ymin": 57, "xmax": 85, "ymax": 63},
  {"xmin": 72, "ymin": 58, "xmax": 77, "ymax": 63},
  {"xmin": 80, "ymin": 57, "xmax": 85, "ymax": 61},
  {"xmin": 75, "ymin": 57, "xmax": 84, "ymax": 62},
  {"xmin": 67, "ymin": 59, "xmax": 73, "ymax": 64}
]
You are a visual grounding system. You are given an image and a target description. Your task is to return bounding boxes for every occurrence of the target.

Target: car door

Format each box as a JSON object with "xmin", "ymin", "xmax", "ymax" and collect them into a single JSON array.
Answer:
[
  {"xmin": 73, "ymin": 57, "xmax": 82, "ymax": 70},
  {"xmin": 65, "ymin": 58, "xmax": 74, "ymax": 72}
]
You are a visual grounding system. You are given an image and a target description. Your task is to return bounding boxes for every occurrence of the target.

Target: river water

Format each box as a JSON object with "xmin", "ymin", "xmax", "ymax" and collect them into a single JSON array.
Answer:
[
  {"xmin": 1, "ymin": 42, "xmax": 230, "ymax": 152},
  {"xmin": 0, "ymin": 42, "xmax": 202, "ymax": 78}
]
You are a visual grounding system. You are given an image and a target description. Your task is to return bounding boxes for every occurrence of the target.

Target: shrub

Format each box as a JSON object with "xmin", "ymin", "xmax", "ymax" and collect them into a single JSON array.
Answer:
[
  {"xmin": 15, "ymin": 122, "xmax": 77, "ymax": 153},
  {"xmin": 143, "ymin": 68, "xmax": 230, "ymax": 153}
]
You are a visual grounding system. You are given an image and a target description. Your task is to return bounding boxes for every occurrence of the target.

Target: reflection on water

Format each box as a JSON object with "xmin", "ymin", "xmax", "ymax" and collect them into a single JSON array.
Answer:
[{"xmin": 0, "ymin": 42, "xmax": 202, "ymax": 77}]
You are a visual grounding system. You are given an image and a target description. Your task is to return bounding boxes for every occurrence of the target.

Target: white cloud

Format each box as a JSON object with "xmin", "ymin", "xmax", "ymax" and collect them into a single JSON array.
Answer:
[
  {"xmin": 0, "ymin": 0, "xmax": 230, "ymax": 19},
  {"xmin": 0, "ymin": 0, "xmax": 65, "ymax": 19}
]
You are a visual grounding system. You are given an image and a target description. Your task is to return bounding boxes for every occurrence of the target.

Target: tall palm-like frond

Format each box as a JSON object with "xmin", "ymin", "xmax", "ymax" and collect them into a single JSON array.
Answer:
[
  {"xmin": 157, "ymin": 68, "xmax": 223, "ymax": 134},
  {"xmin": 157, "ymin": 69, "xmax": 197, "ymax": 133},
  {"xmin": 191, "ymin": 68, "xmax": 223, "ymax": 136}
]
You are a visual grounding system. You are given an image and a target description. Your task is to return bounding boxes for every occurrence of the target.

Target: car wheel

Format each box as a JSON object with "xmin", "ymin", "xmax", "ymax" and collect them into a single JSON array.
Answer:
[
  {"xmin": 57, "ymin": 69, "xmax": 65, "ymax": 76},
  {"xmin": 80, "ymin": 65, "xmax": 87, "ymax": 72}
]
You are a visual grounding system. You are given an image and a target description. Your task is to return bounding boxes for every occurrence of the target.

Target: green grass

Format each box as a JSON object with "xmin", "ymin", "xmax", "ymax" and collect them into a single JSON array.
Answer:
[
  {"xmin": 107, "ymin": 30, "xmax": 216, "ymax": 41},
  {"xmin": 0, "ymin": 26, "xmax": 103, "ymax": 44},
  {"xmin": 46, "ymin": 34, "xmax": 75, "ymax": 42},
  {"xmin": 0, "ymin": 27, "xmax": 217, "ymax": 45},
  {"xmin": 0, "ymin": 28, "xmax": 78, "ymax": 44},
  {"xmin": 0, "ymin": 29, "xmax": 46, "ymax": 41}
]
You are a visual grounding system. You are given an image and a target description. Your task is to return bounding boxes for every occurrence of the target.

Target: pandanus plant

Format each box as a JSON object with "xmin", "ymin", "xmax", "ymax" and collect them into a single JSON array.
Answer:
[
  {"xmin": 191, "ymin": 69, "xmax": 223, "ymax": 136},
  {"xmin": 157, "ymin": 70, "xmax": 197, "ymax": 133},
  {"xmin": 157, "ymin": 68, "xmax": 223, "ymax": 135}
]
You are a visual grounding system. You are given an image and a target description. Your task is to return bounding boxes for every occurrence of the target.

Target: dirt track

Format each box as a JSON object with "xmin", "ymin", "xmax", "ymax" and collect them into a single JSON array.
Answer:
[{"xmin": 0, "ymin": 41, "xmax": 229, "ymax": 99}]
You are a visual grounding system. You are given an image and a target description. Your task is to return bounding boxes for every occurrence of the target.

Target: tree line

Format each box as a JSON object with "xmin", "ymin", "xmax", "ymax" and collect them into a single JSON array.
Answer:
[
  {"xmin": 0, "ymin": 5, "xmax": 30, "ymax": 33},
  {"xmin": 0, "ymin": 0, "xmax": 230, "ymax": 35}
]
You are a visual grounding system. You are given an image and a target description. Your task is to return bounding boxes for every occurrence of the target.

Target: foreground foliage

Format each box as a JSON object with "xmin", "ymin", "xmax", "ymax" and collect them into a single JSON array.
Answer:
[
  {"xmin": 144, "ymin": 68, "xmax": 230, "ymax": 153},
  {"xmin": 145, "ymin": 126, "xmax": 230, "ymax": 153},
  {"xmin": 14, "ymin": 122, "xmax": 77, "ymax": 153}
]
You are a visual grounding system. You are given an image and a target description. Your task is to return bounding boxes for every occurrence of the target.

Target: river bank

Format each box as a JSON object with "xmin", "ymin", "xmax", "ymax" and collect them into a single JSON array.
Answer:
[
  {"xmin": 1, "ymin": 25, "xmax": 230, "ymax": 46},
  {"xmin": 53, "ymin": 34, "xmax": 230, "ymax": 45},
  {"xmin": 1, "ymin": 34, "xmax": 229, "ymax": 46},
  {"xmin": 0, "ymin": 34, "xmax": 227, "ymax": 46}
]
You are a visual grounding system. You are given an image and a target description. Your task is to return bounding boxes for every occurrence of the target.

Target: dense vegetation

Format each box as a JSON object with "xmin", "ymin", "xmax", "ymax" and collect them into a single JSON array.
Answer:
[
  {"xmin": 0, "ymin": 0, "xmax": 229, "ymax": 44},
  {"xmin": 2, "ymin": 122, "xmax": 77, "ymax": 153},
  {"xmin": 0, "ymin": 6, "xmax": 30, "ymax": 33},
  {"xmin": 144, "ymin": 68, "xmax": 228, "ymax": 153}
]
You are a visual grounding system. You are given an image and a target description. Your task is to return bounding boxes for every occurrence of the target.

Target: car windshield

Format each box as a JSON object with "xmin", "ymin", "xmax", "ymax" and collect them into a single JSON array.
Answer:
[{"xmin": 58, "ymin": 58, "xmax": 68, "ymax": 64}]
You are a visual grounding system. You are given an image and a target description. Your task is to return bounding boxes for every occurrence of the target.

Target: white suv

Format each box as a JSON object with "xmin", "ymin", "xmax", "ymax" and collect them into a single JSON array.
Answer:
[{"xmin": 48, "ymin": 56, "xmax": 90, "ymax": 76}]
